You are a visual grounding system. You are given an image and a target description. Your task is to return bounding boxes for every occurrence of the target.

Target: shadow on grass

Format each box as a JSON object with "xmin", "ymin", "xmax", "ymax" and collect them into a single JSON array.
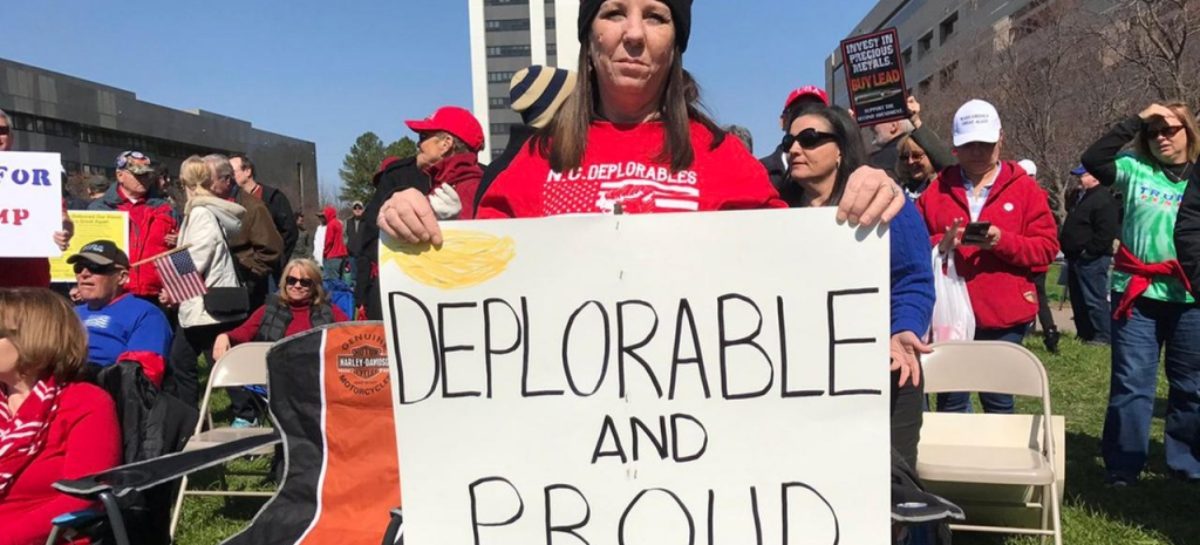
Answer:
[{"xmin": 1061, "ymin": 431, "xmax": 1200, "ymax": 545}]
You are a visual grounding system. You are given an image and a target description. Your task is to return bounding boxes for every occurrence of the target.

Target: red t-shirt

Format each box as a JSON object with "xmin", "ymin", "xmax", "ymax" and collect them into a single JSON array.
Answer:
[
  {"xmin": 226, "ymin": 301, "xmax": 350, "ymax": 345},
  {"xmin": 477, "ymin": 120, "xmax": 785, "ymax": 218},
  {"xmin": 0, "ymin": 382, "xmax": 120, "ymax": 545}
]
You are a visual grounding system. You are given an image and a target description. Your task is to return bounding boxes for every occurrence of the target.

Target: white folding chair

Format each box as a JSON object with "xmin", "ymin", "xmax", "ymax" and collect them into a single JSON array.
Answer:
[
  {"xmin": 169, "ymin": 342, "xmax": 276, "ymax": 537},
  {"xmin": 918, "ymin": 341, "xmax": 1063, "ymax": 545}
]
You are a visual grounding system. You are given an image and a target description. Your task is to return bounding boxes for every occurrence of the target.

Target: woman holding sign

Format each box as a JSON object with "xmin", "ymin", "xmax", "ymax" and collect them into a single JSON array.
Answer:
[
  {"xmin": 781, "ymin": 103, "xmax": 935, "ymax": 468},
  {"xmin": 375, "ymin": 0, "xmax": 906, "ymax": 241}
]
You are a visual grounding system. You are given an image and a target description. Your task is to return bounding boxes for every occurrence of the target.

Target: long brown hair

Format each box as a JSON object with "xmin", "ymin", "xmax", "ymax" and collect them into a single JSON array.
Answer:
[
  {"xmin": 1135, "ymin": 101, "xmax": 1200, "ymax": 164},
  {"xmin": 533, "ymin": 39, "xmax": 725, "ymax": 174}
]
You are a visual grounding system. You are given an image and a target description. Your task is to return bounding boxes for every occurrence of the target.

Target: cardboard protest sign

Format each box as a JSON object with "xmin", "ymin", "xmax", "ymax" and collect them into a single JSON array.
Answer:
[
  {"xmin": 50, "ymin": 211, "xmax": 130, "ymax": 282},
  {"xmin": 381, "ymin": 208, "xmax": 891, "ymax": 544},
  {"xmin": 0, "ymin": 152, "xmax": 64, "ymax": 257},
  {"xmin": 841, "ymin": 28, "xmax": 908, "ymax": 126}
]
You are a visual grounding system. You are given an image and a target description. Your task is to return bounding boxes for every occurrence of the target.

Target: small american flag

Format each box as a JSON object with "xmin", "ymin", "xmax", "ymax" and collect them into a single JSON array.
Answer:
[{"xmin": 155, "ymin": 250, "xmax": 207, "ymax": 303}]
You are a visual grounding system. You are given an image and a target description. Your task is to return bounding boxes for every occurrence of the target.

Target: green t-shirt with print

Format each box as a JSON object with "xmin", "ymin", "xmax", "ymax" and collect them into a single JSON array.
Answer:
[{"xmin": 1111, "ymin": 154, "xmax": 1194, "ymax": 303}]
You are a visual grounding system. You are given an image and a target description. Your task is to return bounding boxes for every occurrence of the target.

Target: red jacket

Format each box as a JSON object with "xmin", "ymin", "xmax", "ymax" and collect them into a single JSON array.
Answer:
[
  {"xmin": 89, "ymin": 186, "xmax": 178, "ymax": 297},
  {"xmin": 0, "ymin": 258, "xmax": 50, "ymax": 288},
  {"xmin": 916, "ymin": 162, "xmax": 1059, "ymax": 329},
  {"xmin": 478, "ymin": 120, "xmax": 785, "ymax": 218},
  {"xmin": 0, "ymin": 382, "xmax": 119, "ymax": 545},
  {"xmin": 429, "ymin": 152, "xmax": 483, "ymax": 220},
  {"xmin": 322, "ymin": 206, "xmax": 348, "ymax": 259}
]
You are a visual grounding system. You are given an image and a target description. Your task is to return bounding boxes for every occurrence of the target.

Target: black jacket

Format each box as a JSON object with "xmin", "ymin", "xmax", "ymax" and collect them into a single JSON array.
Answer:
[
  {"xmin": 359, "ymin": 157, "xmax": 431, "ymax": 314},
  {"xmin": 869, "ymin": 134, "xmax": 903, "ymax": 181},
  {"xmin": 259, "ymin": 184, "xmax": 298, "ymax": 265},
  {"xmin": 346, "ymin": 216, "xmax": 367, "ymax": 255},
  {"xmin": 1060, "ymin": 186, "xmax": 1119, "ymax": 260},
  {"xmin": 1175, "ymin": 167, "xmax": 1200, "ymax": 296}
]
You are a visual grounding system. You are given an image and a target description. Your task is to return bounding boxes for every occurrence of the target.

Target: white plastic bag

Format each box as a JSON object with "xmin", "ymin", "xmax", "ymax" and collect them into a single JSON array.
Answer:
[{"xmin": 930, "ymin": 249, "xmax": 976, "ymax": 342}]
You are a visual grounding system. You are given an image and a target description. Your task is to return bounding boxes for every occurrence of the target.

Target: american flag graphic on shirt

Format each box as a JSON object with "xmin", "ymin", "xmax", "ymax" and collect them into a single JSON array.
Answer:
[
  {"xmin": 155, "ymin": 250, "xmax": 208, "ymax": 303},
  {"xmin": 542, "ymin": 163, "xmax": 702, "ymax": 215}
]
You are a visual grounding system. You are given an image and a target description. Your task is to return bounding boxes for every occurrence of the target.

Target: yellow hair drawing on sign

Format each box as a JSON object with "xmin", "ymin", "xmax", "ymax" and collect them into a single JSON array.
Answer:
[{"xmin": 381, "ymin": 229, "xmax": 516, "ymax": 290}]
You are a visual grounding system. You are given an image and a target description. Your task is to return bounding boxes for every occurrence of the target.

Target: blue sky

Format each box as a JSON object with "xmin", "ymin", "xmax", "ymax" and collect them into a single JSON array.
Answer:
[{"xmin": 5, "ymin": 0, "xmax": 875, "ymax": 193}]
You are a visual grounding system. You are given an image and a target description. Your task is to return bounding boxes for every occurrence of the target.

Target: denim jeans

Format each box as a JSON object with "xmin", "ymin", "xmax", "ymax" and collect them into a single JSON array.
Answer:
[
  {"xmin": 1067, "ymin": 256, "xmax": 1112, "ymax": 343},
  {"xmin": 323, "ymin": 257, "xmax": 346, "ymax": 282},
  {"xmin": 935, "ymin": 323, "xmax": 1030, "ymax": 414},
  {"xmin": 1102, "ymin": 293, "xmax": 1200, "ymax": 480}
]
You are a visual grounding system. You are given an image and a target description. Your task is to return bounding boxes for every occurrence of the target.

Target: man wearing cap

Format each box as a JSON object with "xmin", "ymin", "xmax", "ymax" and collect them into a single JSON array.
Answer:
[
  {"xmin": 231, "ymin": 153, "xmax": 298, "ymax": 273},
  {"xmin": 1061, "ymin": 165, "xmax": 1119, "ymax": 344},
  {"xmin": 71, "ymin": 240, "xmax": 173, "ymax": 386},
  {"xmin": 916, "ymin": 99, "xmax": 1059, "ymax": 413},
  {"xmin": 476, "ymin": 66, "xmax": 577, "ymax": 215},
  {"xmin": 345, "ymin": 200, "xmax": 367, "ymax": 284},
  {"xmin": 758, "ymin": 86, "xmax": 829, "ymax": 197},
  {"xmin": 89, "ymin": 151, "xmax": 179, "ymax": 302},
  {"xmin": 359, "ymin": 106, "xmax": 484, "ymax": 318}
]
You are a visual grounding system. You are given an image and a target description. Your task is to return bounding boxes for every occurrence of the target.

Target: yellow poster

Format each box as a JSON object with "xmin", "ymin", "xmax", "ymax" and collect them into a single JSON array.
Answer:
[{"xmin": 50, "ymin": 211, "xmax": 129, "ymax": 282}]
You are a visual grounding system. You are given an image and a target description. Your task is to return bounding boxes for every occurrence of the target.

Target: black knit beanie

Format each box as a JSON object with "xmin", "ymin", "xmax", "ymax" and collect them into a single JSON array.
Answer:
[{"xmin": 577, "ymin": 0, "xmax": 693, "ymax": 52}]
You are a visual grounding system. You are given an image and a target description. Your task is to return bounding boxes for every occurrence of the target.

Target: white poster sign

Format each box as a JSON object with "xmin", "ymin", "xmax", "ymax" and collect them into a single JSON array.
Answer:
[
  {"xmin": 0, "ymin": 152, "xmax": 64, "ymax": 258},
  {"xmin": 382, "ymin": 208, "xmax": 891, "ymax": 544}
]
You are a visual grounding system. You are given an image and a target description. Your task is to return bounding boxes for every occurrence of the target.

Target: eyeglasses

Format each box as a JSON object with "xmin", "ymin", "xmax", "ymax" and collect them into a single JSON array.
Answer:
[
  {"xmin": 285, "ymin": 276, "xmax": 315, "ymax": 288},
  {"xmin": 117, "ymin": 150, "xmax": 148, "ymax": 170},
  {"xmin": 1147, "ymin": 125, "xmax": 1185, "ymax": 139},
  {"xmin": 900, "ymin": 152, "xmax": 927, "ymax": 161},
  {"xmin": 73, "ymin": 262, "xmax": 119, "ymax": 275},
  {"xmin": 783, "ymin": 128, "xmax": 839, "ymax": 150},
  {"xmin": 0, "ymin": 126, "xmax": 9, "ymax": 136}
]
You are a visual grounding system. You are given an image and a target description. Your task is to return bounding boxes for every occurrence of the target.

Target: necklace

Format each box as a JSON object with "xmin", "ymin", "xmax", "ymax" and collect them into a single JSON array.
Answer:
[{"xmin": 1163, "ymin": 162, "xmax": 1194, "ymax": 183}]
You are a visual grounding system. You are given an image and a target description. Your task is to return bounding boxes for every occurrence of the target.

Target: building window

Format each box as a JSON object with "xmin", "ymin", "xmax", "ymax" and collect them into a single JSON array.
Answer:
[
  {"xmin": 939, "ymin": 61, "xmax": 959, "ymax": 89},
  {"xmin": 546, "ymin": 17, "xmax": 555, "ymax": 29},
  {"xmin": 488, "ymin": 45, "xmax": 532, "ymax": 58},
  {"xmin": 485, "ymin": 0, "xmax": 528, "ymax": 5},
  {"xmin": 939, "ymin": 12, "xmax": 958, "ymax": 44},
  {"xmin": 490, "ymin": 97, "xmax": 510, "ymax": 109},
  {"xmin": 902, "ymin": 47, "xmax": 912, "ymax": 66},
  {"xmin": 918, "ymin": 78, "xmax": 933, "ymax": 95},
  {"xmin": 918, "ymin": 31, "xmax": 934, "ymax": 57},
  {"xmin": 486, "ymin": 19, "xmax": 530, "ymax": 32},
  {"xmin": 547, "ymin": 43, "xmax": 557, "ymax": 56},
  {"xmin": 491, "ymin": 123, "xmax": 516, "ymax": 135},
  {"xmin": 489, "ymin": 71, "xmax": 517, "ymax": 83}
]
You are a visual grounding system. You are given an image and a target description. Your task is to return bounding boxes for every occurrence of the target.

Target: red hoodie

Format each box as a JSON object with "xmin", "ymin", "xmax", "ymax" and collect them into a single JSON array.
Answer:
[
  {"xmin": 322, "ymin": 206, "xmax": 348, "ymax": 259},
  {"xmin": 428, "ymin": 152, "xmax": 483, "ymax": 220},
  {"xmin": 477, "ymin": 120, "xmax": 785, "ymax": 218},
  {"xmin": 916, "ymin": 161, "xmax": 1059, "ymax": 329}
]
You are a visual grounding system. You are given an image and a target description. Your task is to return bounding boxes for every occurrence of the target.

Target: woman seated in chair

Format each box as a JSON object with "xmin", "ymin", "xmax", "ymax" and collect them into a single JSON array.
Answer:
[
  {"xmin": 213, "ymin": 258, "xmax": 349, "ymax": 361},
  {"xmin": 0, "ymin": 288, "xmax": 120, "ymax": 545}
]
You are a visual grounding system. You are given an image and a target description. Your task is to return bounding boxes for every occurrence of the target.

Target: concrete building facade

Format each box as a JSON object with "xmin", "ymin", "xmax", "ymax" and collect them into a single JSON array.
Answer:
[
  {"xmin": 0, "ymin": 57, "xmax": 319, "ymax": 215},
  {"xmin": 824, "ymin": 0, "xmax": 1113, "ymax": 107},
  {"xmin": 468, "ymin": 0, "xmax": 580, "ymax": 160}
]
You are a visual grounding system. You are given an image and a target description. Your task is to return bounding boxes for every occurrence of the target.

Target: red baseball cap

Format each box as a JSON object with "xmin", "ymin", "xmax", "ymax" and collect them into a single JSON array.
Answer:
[
  {"xmin": 783, "ymin": 85, "xmax": 830, "ymax": 111},
  {"xmin": 405, "ymin": 106, "xmax": 485, "ymax": 152}
]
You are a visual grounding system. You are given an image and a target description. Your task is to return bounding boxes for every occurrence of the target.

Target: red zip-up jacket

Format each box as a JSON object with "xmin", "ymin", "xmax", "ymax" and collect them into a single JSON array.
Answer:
[
  {"xmin": 88, "ymin": 185, "xmax": 177, "ymax": 297},
  {"xmin": 322, "ymin": 206, "xmax": 348, "ymax": 259},
  {"xmin": 916, "ymin": 161, "xmax": 1059, "ymax": 329},
  {"xmin": 477, "ymin": 120, "xmax": 785, "ymax": 218}
]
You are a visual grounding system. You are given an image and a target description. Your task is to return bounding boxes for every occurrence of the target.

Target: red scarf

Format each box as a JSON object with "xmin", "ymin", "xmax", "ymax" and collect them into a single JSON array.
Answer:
[
  {"xmin": 1112, "ymin": 244, "xmax": 1194, "ymax": 319},
  {"xmin": 0, "ymin": 376, "xmax": 62, "ymax": 497}
]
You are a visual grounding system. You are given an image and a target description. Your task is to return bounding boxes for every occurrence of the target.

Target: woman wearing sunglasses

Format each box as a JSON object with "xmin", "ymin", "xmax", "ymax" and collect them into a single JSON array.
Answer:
[
  {"xmin": 212, "ymin": 259, "xmax": 348, "ymax": 363},
  {"xmin": 781, "ymin": 104, "xmax": 935, "ymax": 469},
  {"xmin": 894, "ymin": 97, "xmax": 956, "ymax": 200},
  {"xmin": 1081, "ymin": 102, "xmax": 1200, "ymax": 486}
]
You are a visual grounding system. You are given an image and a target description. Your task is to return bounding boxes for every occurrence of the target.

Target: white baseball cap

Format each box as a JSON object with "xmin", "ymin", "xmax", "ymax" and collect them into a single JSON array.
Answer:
[
  {"xmin": 1017, "ymin": 159, "xmax": 1037, "ymax": 177},
  {"xmin": 952, "ymin": 99, "xmax": 1002, "ymax": 147}
]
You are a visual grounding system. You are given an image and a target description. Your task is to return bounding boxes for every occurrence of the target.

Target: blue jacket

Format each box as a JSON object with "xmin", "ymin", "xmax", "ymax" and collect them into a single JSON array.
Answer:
[{"xmin": 890, "ymin": 200, "xmax": 935, "ymax": 337}]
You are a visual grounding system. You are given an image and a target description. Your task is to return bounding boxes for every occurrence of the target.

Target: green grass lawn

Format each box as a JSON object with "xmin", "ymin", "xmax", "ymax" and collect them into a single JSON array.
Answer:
[{"xmin": 174, "ymin": 333, "xmax": 1200, "ymax": 545}]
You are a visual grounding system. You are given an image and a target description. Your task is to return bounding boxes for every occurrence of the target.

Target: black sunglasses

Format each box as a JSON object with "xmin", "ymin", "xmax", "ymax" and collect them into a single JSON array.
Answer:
[
  {"xmin": 0, "ymin": 126, "xmax": 9, "ymax": 136},
  {"xmin": 1146, "ymin": 125, "xmax": 1185, "ymax": 139},
  {"xmin": 73, "ymin": 262, "xmax": 119, "ymax": 275},
  {"xmin": 783, "ymin": 128, "xmax": 839, "ymax": 150},
  {"xmin": 285, "ymin": 276, "xmax": 315, "ymax": 288}
]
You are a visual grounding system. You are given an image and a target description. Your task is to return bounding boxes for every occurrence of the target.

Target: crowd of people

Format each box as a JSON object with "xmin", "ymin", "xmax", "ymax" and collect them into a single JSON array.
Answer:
[{"xmin": 2, "ymin": 0, "xmax": 1200, "ymax": 543}]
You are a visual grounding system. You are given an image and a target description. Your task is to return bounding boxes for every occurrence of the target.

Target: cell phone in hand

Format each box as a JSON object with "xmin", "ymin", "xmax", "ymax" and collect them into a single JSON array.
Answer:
[{"xmin": 961, "ymin": 221, "xmax": 991, "ymax": 244}]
